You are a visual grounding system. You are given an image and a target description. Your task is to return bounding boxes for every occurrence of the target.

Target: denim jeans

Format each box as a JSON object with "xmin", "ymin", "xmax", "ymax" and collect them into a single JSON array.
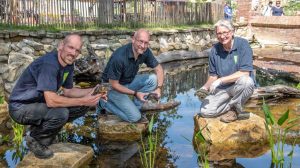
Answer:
[
  {"xmin": 98, "ymin": 74, "xmax": 157, "ymax": 122},
  {"xmin": 9, "ymin": 103, "xmax": 88, "ymax": 145},
  {"xmin": 200, "ymin": 75, "xmax": 255, "ymax": 117}
]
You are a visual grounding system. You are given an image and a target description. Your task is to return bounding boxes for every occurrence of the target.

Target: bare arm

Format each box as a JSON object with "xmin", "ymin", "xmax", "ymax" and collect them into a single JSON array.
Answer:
[
  {"xmin": 44, "ymin": 90, "xmax": 102, "ymax": 108},
  {"xmin": 202, "ymin": 76, "xmax": 218, "ymax": 90},
  {"xmin": 63, "ymin": 87, "xmax": 93, "ymax": 98},
  {"xmin": 219, "ymin": 71, "xmax": 250, "ymax": 84},
  {"xmin": 202, "ymin": 71, "xmax": 249, "ymax": 90},
  {"xmin": 152, "ymin": 64, "xmax": 164, "ymax": 98}
]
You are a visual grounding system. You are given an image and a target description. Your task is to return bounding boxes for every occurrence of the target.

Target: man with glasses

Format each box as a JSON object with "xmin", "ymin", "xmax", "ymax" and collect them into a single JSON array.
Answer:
[
  {"xmin": 8, "ymin": 34, "xmax": 107, "ymax": 159},
  {"xmin": 98, "ymin": 29, "xmax": 164, "ymax": 123},
  {"xmin": 272, "ymin": 1, "xmax": 284, "ymax": 16},
  {"xmin": 198, "ymin": 19, "xmax": 255, "ymax": 123}
]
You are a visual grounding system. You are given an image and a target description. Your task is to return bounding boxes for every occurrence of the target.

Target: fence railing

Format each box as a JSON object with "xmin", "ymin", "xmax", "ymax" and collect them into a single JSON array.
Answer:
[{"xmin": 0, "ymin": 0, "xmax": 223, "ymax": 28}]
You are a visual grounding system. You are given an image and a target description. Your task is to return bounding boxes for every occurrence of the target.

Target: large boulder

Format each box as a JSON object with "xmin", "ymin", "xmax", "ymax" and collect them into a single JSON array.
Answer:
[
  {"xmin": 98, "ymin": 114, "xmax": 148, "ymax": 142},
  {"xmin": 17, "ymin": 143, "xmax": 93, "ymax": 168},
  {"xmin": 193, "ymin": 113, "xmax": 269, "ymax": 160}
]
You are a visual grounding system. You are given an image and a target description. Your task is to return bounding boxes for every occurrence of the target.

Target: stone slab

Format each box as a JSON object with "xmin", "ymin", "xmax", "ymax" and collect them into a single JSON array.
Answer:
[
  {"xmin": 193, "ymin": 113, "xmax": 268, "ymax": 159},
  {"xmin": 17, "ymin": 143, "xmax": 93, "ymax": 168},
  {"xmin": 98, "ymin": 115, "xmax": 148, "ymax": 142}
]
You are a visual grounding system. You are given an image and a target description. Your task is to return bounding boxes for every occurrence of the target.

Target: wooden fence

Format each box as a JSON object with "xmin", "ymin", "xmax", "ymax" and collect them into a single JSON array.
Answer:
[{"xmin": 0, "ymin": 0, "xmax": 223, "ymax": 28}]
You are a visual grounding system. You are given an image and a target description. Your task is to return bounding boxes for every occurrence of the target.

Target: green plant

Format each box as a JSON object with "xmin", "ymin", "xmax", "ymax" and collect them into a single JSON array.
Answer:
[
  {"xmin": 296, "ymin": 82, "xmax": 300, "ymax": 89},
  {"xmin": 262, "ymin": 99, "xmax": 300, "ymax": 167},
  {"xmin": 139, "ymin": 115, "xmax": 158, "ymax": 168},
  {"xmin": 194, "ymin": 125, "xmax": 210, "ymax": 168},
  {"xmin": 0, "ymin": 96, "xmax": 4, "ymax": 104},
  {"xmin": 11, "ymin": 120, "xmax": 25, "ymax": 146}
]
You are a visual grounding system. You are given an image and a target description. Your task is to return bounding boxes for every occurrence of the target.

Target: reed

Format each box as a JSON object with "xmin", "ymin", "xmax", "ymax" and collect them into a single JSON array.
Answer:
[
  {"xmin": 139, "ymin": 115, "xmax": 158, "ymax": 168},
  {"xmin": 262, "ymin": 99, "xmax": 300, "ymax": 168}
]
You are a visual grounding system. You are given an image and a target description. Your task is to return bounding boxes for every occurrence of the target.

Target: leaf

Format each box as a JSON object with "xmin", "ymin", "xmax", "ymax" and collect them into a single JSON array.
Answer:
[
  {"xmin": 195, "ymin": 131, "xmax": 206, "ymax": 143},
  {"xmin": 262, "ymin": 98, "xmax": 275, "ymax": 125},
  {"xmin": 148, "ymin": 115, "xmax": 154, "ymax": 133},
  {"xmin": 277, "ymin": 110, "xmax": 289, "ymax": 126}
]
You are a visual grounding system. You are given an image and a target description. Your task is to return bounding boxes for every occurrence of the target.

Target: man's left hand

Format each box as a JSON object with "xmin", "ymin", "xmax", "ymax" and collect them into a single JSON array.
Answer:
[
  {"xmin": 209, "ymin": 79, "xmax": 222, "ymax": 94},
  {"xmin": 152, "ymin": 88, "xmax": 162, "ymax": 99}
]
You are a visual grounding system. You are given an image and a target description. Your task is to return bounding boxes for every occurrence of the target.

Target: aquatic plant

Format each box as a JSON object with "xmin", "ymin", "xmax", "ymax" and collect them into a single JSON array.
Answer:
[
  {"xmin": 262, "ymin": 99, "xmax": 300, "ymax": 168},
  {"xmin": 139, "ymin": 115, "xmax": 158, "ymax": 168},
  {"xmin": 11, "ymin": 120, "xmax": 26, "ymax": 163},
  {"xmin": 193, "ymin": 125, "xmax": 210, "ymax": 168}
]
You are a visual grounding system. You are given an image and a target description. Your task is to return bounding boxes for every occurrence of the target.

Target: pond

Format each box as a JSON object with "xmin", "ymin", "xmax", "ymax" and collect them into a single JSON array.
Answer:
[{"xmin": 1, "ymin": 52, "xmax": 300, "ymax": 168}]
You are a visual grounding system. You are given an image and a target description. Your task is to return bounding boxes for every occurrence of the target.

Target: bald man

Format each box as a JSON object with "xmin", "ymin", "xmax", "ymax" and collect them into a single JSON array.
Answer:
[
  {"xmin": 99, "ymin": 29, "xmax": 164, "ymax": 123},
  {"xmin": 9, "ymin": 34, "xmax": 106, "ymax": 159}
]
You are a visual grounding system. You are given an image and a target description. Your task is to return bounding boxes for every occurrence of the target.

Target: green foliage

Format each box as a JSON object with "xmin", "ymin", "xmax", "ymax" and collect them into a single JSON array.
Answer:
[
  {"xmin": 284, "ymin": 1, "xmax": 300, "ymax": 16},
  {"xmin": 297, "ymin": 83, "xmax": 300, "ymax": 89},
  {"xmin": 0, "ymin": 96, "xmax": 4, "ymax": 104},
  {"xmin": 139, "ymin": 115, "xmax": 158, "ymax": 168},
  {"xmin": 262, "ymin": 99, "xmax": 300, "ymax": 167},
  {"xmin": 12, "ymin": 120, "xmax": 24, "ymax": 146}
]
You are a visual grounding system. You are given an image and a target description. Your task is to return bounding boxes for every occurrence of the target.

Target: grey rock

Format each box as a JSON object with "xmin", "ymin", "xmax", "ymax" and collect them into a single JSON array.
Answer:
[
  {"xmin": 110, "ymin": 43, "xmax": 122, "ymax": 51},
  {"xmin": 41, "ymin": 38, "xmax": 55, "ymax": 44},
  {"xmin": 90, "ymin": 44, "xmax": 109, "ymax": 50},
  {"xmin": 0, "ymin": 43, "xmax": 11, "ymax": 55},
  {"xmin": 44, "ymin": 45, "xmax": 55, "ymax": 52},
  {"xmin": 23, "ymin": 39, "xmax": 44, "ymax": 50},
  {"xmin": 0, "ymin": 55, "xmax": 8, "ymax": 62},
  {"xmin": 95, "ymin": 38, "xmax": 108, "ymax": 44}
]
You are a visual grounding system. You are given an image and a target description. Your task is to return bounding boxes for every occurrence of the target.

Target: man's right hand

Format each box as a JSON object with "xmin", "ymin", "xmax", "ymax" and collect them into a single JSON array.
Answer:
[
  {"xmin": 135, "ymin": 92, "xmax": 148, "ymax": 102},
  {"xmin": 82, "ymin": 93, "xmax": 103, "ymax": 106}
]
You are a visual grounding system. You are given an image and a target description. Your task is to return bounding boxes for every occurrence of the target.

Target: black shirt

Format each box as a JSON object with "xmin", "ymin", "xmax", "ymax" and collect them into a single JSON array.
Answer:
[
  {"xmin": 101, "ymin": 43, "xmax": 159, "ymax": 85},
  {"xmin": 9, "ymin": 51, "xmax": 74, "ymax": 111}
]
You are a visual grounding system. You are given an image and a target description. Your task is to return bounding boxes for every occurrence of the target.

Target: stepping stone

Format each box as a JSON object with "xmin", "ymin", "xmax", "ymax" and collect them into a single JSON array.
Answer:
[
  {"xmin": 193, "ymin": 113, "xmax": 269, "ymax": 160},
  {"xmin": 141, "ymin": 99, "xmax": 181, "ymax": 112},
  {"xmin": 98, "ymin": 115, "xmax": 148, "ymax": 142},
  {"xmin": 17, "ymin": 143, "xmax": 93, "ymax": 168}
]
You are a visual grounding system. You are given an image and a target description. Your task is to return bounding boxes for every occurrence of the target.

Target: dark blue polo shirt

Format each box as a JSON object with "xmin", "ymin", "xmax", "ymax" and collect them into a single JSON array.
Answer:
[
  {"xmin": 102, "ymin": 43, "xmax": 159, "ymax": 85},
  {"xmin": 209, "ymin": 36, "xmax": 255, "ymax": 89},
  {"xmin": 9, "ymin": 51, "xmax": 74, "ymax": 111}
]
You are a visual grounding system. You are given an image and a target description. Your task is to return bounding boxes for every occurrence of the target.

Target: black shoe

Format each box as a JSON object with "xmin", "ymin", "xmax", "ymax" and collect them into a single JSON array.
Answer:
[
  {"xmin": 237, "ymin": 111, "xmax": 251, "ymax": 120},
  {"xmin": 25, "ymin": 135, "xmax": 54, "ymax": 159}
]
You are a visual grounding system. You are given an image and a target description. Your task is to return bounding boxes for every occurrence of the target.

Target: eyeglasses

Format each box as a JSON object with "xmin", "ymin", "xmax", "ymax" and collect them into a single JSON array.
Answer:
[
  {"xmin": 216, "ymin": 31, "xmax": 231, "ymax": 37},
  {"xmin": 135, "ymin": 38, "xmax": 149, "ymax": 46}
]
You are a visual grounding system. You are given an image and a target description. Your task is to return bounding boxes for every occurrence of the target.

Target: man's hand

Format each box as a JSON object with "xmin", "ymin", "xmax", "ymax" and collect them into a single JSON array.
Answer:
[
  {"xmin": 135, "ymin": 92, "xmax": 149, "ymax": 102},
  {"xmin": 82, "ymin": 93, "xmax": 103, "ymax": 106},
  {"xmin": 209, "ymin": 78, "xmax": 222, "ymax": 94},
  {"xmin": 152, "ymin": 88, "xmax": 162, "ymax": 99}
]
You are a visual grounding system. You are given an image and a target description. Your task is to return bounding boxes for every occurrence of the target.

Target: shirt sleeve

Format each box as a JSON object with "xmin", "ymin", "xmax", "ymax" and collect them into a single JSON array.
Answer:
[
  {"xmin": 36, "ymin": 63, "xmax": 58, "ymax": 92},
  {"xmin": 238, "ymin": 40, "xmax": 253, "ymax": 71},
  {"xmin": 208, "ymin": 47, "xmax": 217, "ymax": 76},
  {"xmin": 144, "ymin": 49, "xmax": 159, "ymax": 68}
]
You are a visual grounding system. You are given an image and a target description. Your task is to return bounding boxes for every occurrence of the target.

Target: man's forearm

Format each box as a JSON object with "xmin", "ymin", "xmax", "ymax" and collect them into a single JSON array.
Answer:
[
  {"xmin": 155, "ymin": 64, "xmax": 164, "ymax": 87},
  {"xmin": 63, "ymin": 87, "xmax": 93, "ymax": 98},
  {"xmin": 219, "ymin": 71, "xmax": 250, "ymax": 84}
]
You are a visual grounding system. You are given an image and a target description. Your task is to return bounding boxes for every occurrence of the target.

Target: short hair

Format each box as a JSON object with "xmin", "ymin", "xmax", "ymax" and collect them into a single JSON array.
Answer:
[
  {"xmin": 63, "ymin": 34, "xmax": 82, "ymax": 46},
  {"xmin": 214, "ymin": 19, "xmax": 234, "ymax": 32}
]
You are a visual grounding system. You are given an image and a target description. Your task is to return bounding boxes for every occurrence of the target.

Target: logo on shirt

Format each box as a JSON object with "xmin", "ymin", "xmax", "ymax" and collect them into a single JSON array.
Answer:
[
  {"xmin": 233, "ymin": 55, "xmax": 238, "ymax": 64},
  {"xmin": 63, "ymin": 72, "xmax": 69, "ymax": 83}
]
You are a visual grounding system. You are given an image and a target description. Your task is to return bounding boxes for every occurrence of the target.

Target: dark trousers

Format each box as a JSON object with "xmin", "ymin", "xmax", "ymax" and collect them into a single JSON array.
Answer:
[{"xmin": 9, "ymin": 103, "xmax": 88, "ymax": 146}]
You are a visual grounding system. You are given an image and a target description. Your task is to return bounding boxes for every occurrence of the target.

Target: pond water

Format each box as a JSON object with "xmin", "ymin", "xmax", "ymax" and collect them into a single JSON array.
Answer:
[{"xmin": 1, "ymin": 54, "xmax": 300, "ymax": 168}]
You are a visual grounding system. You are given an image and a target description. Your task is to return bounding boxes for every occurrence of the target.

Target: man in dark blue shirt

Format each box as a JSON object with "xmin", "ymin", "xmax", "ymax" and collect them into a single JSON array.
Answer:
[
  {"xmin": 9, "ymin": 34, "xmax": 106, "ymax": 159},
  {"xmin": 199, "ymin": 19, "xmax": 255, "ymax": 123},
  {"xmin": 99, "ymin": 29, "xmax": 164, "ymax": 123}
]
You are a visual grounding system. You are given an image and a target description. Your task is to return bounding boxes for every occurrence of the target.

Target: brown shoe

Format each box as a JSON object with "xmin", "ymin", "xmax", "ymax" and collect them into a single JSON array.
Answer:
[{"xmin": 220, "ymin": 110, "xmax": 238, "ymax": 123}]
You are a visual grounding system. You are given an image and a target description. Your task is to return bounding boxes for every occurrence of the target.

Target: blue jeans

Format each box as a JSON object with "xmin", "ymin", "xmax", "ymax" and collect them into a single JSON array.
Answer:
[{"xmin": 99, "ymin": 74, "xmax": 157, "ymax": 122}]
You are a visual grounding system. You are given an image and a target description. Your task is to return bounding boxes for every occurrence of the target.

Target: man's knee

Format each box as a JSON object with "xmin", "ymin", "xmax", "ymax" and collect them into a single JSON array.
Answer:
[
  {"xmin": 127, "ymin": 112, "xmax": 141, "ymax": 123},
  {"xmin": 147, "ymin": 74, "xmax": 157, "ymax": 87},
  {"xmin": 236, "ymin": 75, "xmax": 254, "ymax": 89},
  {"xmin": 49, "ymin": 108, "xmax": 69, "ymax": 126}
]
